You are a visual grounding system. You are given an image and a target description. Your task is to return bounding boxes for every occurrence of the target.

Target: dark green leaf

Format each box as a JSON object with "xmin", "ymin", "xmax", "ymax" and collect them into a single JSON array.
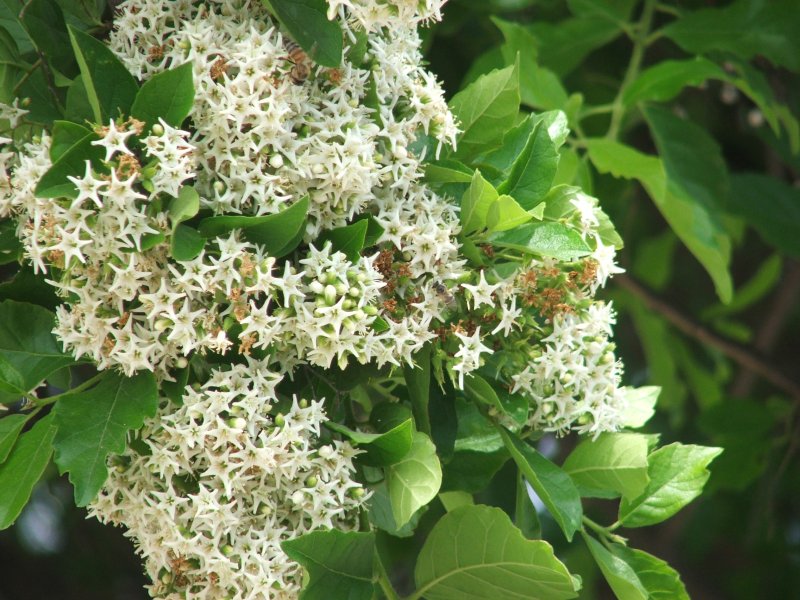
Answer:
[
  {"xmin": 583, "ymin": 533, "xmax": 648, "ymax": 600},
  {"xmin": 404, "ymin": 344, "xmax": 431, "ymax": 435},
  {"xmin": 414, "ymin": 505, "xmax": 577, "ymax": 600},
  {"xmin": 611, "ymin": 545, "xmax": 690, "ymax": 600},
  {"xmin": 264, "ymin": 0, "xmax": 343, "ymax": 68},
  {"xmin": 53, "ymin": 370, "xmax": 158, "ymax": 506},
  {"xmin": 450, "ymin": 62, "xmax": 519, "ymax": 160},
  {"xmin": 35, "ymin": 133, "xmax": 105, "ymax": 199},
  {"xmin": 0, "ymin": 301, "xmax": 76, "ymax": 404},
  {"xmin": 0, "ymin": 412, "xmax": 57, "ymax": 529},
  {"xmin": 356, "ymin": 215, "xmax": 384, "ymax": 248},
  {"xmin": 663, "ymin": 0, "xmax": 800, "ymax": 71},
  {"xmin": 170, "ymin": 224, "xmax": 206, "ymax": 262},
  {"xmin": 488, "ymin": 222, "xmax": 591, "ymax": 260},
  {"xmin": 567, "ymin": 0, "xmax": 638, "ymax": 22},
  {"xmin": 441, "ymin": 449, "xmax": 509, "ymax": 493},
  {"xmin": 130, "ymin": 61, "xmax": 195, "ymax": 129},
  {"xmin": 623, "ymin": 57, "xmax": 729, "ymax": 106},
  {"xmin": 499, "ymin": 427, "xmax": 582, "ymax": 541},
  {"xmin": 20, "ymin": 0, "xmax": 75, "ymax": 78},
  {"xmin": 64, "ymin": 73, "xmax": 94, "ymax": 123},
  {"xmin": 0, "ymin": 413, "xmax": 28, "ymax": 463},
  {"xmin": 528, "ymin": 16, "xmax": 622, "ymax": 77},
  {"xmin": 386, "ymin": 431, "xmax": 441, "ymax": 528},
  {"xmin": 317, "ymin": 219, "xmax": 368, "ymax": 262},
  {"xmin": 515, "ymin": 475, "xmax": 541, "ymax": 539},
  {"xmin": 496, "ymin": 121, "xmax": 559, "ymax": 210},
  {"xmin": 198, "ymin": 196, "xmax": 309, "ymax": 257},
  {"xmin": 68, "ymin": 25, "xmax": 138, "ymax": 123},
  {"xmin": 0, "ymin": 267, "xmax": 59, "ymax": 310},
  {"xmin": 281, "ymin": 530, "xmax": 374, "ymax": 600},
  {"xmin": 618, "ymin": 443, "xmax": 723, "ymax": 528},
  {"xmin": 326, "ymin": 419, "xmax": 414, "ymax": 466},
  {"xmin": 50, "ymin": 121, "xmax": 91, "ymax": 162},
  {"xmin": 0, "ymin": 219, "xmax": 22, "ymax": 265}
]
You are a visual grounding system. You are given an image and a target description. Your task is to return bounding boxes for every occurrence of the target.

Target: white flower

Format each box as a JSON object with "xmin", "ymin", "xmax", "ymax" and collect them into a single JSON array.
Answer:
[
  {"xmin": 452, "ymin": 326, "xmax": 493, "ymax": 389},
  {"xmin": 461, "ymin": 270, "xmax": 502, "ymax": 310},
  {"xmin": 91, "ymin": 119, "xmax": 135, "ymax": 162},
  {"xmin": 591, "ymin": 235, "xmax": 625, "ymax": 289}
]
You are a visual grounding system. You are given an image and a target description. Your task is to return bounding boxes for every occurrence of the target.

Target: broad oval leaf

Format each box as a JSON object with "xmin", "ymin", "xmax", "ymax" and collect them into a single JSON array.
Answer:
[
  {"xmin": 325, "ymin": 419, "xmax": 414, "ymax": 466},
  {"xmin": 266, "ymin": 0, "xmax": 343, "ymax": 68},
  {"xmin": 53, "ymin": 370, "xmax": 158, "ymax": 506},
  {"xmin": 68, "ymin": 25, "xmax": 138, "ymax": 123},
  {"xmin": 611, "ymin": 545, "xmax": 690, "ymax": 600},
  {"xmin": 0, "ymin": 413, "xmax": 29, "ymax": 463},
  {"xmin": 563, "ymin": 433, "xmax": 650, "ymax": 500},
  {"xmin": 50, "ymin": 121, "xmax": 92, "ymax": 162},
  {"xmin": 460, "ymin": 170, "xmax": 499, "ymax": 235},
  {"xmin": 618, "ymin": 443, "xmax": 723, "ymax": 528},
  {"xmin": 496, "ymin": 121, "xmax": 560, "ymax": 210},
  {"xmin": 620, "ymin": 386, "xmax": 659, "ymax": 428},
  {"xmin": 623, "ymin": 57, "xmax": 729, "ymax": 106},
  {"xmin": 0, "ymin": 301, "xmax": 76, "ymax": 404},
  {"xmin": 499, "ymin": 427, "xmax": 582, "ymax": 541},
  {"xmin": 414, "ymin": 504, "xmax": 577, "ymax": 600},
  {"xmin": 489, "ymin": 222, "xmax": 591, "ymax": 261},
  {"xmin": 0, "ymin": 413, "xmax": 57, "ymax": 529},
  {"xmin": 170, "ymin": 224, "xmax": 206, "ymax": 262},
  {"xmin": 386, "ymin": 431, "xmax": 442, "ymax": 528},
  {"xmin": 583, "ymin": 533, "xmax": 648, "ymax": 600},
  {"xmin": 281, "ymin": 529, "xmax": 375, "ymax": 600},
  {"xmin": 486, "ymin": 194, "xmax": 533, "ymax": 232},
  {"xmin": 131, "ymin": 61, "xmax": 195, "ymax": 129},
  {"xmin": 450, "ymin": 62, "xmax": 520, "ymax": 160},
  {"xmin": 168, "ymin": 185, "xmax": 200, "ymax": 226}
]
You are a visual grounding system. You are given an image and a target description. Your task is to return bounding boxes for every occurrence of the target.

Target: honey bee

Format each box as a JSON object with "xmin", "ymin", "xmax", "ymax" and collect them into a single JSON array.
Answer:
[
  {"xmin": 433, "ymin": 281, "xmax": 457, "ymax": 310},
  {"xmin": 284, "ymin": 40, "xmax": 311, "ymax": 84}
]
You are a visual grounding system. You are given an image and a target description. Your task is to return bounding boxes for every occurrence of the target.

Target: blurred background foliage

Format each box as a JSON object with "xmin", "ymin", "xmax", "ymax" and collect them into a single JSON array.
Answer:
[{"xmin": 1, "ymin": 0, "xmax": 799, "ymax": 598}]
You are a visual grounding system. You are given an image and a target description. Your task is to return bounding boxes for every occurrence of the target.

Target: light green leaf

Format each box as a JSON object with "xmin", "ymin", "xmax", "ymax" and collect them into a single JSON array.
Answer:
[
  {"xmin": 460, "ymin": 170, "xmax": 499, "ymax": 234},
  {"xmin": 425, "ymin": 160, "xmax": 473, "ymax": 184},
  {"xmin": 386, "ymin": 431, "xmax": 442, "ymax": 528},
  {"xmin": 620, "ymin": 386, "xmax": 659, "ymax": 428},
  {"xmin": 264, "ymin": 0, "xmax": 343, "ymax": 68},
  {"xmin": 563, "ymin": 433, "xmax": 650, "ymax": 500},
  {"xmin": 0, "ymin": 301, "xmax": 76, "ymax": 404},
  {"xmin": 53, "ymin": 371, "xmax": 158, "ymax": 506},
  {"xmin": 68, "ymin": 25, "xmax": 138, "ymax": 123},
  {"xmin": 325, "ymin": 419, "xmax": 414, "ymax": 466},
  {"xmin": 618, "ymin": 443, "xmax": 723, "ymax": 528},
  {"xmin": 663, "ymin": 0, "xmax": 800, "ymax": 71},
  {"xmin": 488, "ymin": 222, "xmax": 591, "ymax": 261},
  {"xmin": 130, "ymin": 61, "xmax": 195, "ymax": 129},
  {"xmin": 585, "ymin": 138, "xmax": 732, "ymax": 302},
  {"xmin": 168, "ymin": 185, "xmax": 200, "ymax": 226},
  {"xmin": 317, "ymin": 219, "xmax": 368, "ymax": 262},
  {"xmin": 624, "ymin": 57, "xmax": 729, "ymax": 106},
  {"xmin": 369, "ymin": 482, "xmax": 424, "ymax": 538},
  {"xmin": 438, "ymin": 491, "xmax": 473, "ymax": 513},
  {"xmin": 281, "ymin": 530, "xmax": 374, "ymax": 600},
  {"xmin": 0, "ymin": 413, "xmax": 28, "ymax": 463},
  {"xmin": 0, "ymin": 413, "xmax": 57, "ymax": 529},
  {"xmin": 463, "ymin": 374, "xmax": 527, "ymax": 427},
  {"xmin": 499, "ymin": 427, "xmax": 582, "ymax": 541},
  {"xmin": 611, "ymin": 545, "xmax": 690, "ymax": 600},
  {"xmin": 170, "ymin": 224, "xmax": 206, "ymax": 262},
  {"xmin": 414, "ymin": 505, "xmax": 577, "ymax": 600},
  {"xmin": 450, "ymin": 62, "xmax": 519, "ymax": 160},
  {"xmin": 496, "ymin": 121, "xmax": 559, "ymax": 210},
  {"xmin": 583, "ymin": 533, "xmax": 648, "ymax": 600}
]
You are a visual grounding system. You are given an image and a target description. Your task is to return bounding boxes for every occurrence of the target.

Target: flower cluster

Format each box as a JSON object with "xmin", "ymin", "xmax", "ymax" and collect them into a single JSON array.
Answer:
[{"xmin": 89, "ymin": 361, "xmax": 365, "ymax": 600}]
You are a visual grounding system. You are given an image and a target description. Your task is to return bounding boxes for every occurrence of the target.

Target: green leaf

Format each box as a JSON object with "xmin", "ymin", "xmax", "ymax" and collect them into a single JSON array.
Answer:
[
  {"xmin": 463, "ymin": 373, "xmax": 527, "ymax": 427},
  {"xmin": 35, "ymin": 133, "xmax": 105, "ymax": 199},
  {"xmin": 68, "ymin": 25, "xmax": 138, "ymax": 123},
  {"xmin": 357, "ymin": 215, "xmax": 384, "ymax": 248},
  {"xmin": 19, "ymin": 0, "xmax": 75, "ymax": 78},
  {"xmin": 585, "ymin": 138, "xmax": 732, "ymax": 302},
  {"xmin": 618, "ymin": 443, "xmax": 723, "ymax": 528},
  {"xmin": 404, "ymin": 344, "xmax": 431, "ymax": 435},
  {"xmin": 496, "ymin": 121, "xmax": 559, "ymax": 210},
  {"xmin": 0, "ymin": 220, "xmax": 22, "ymax": 264},
  {"xmin": 441, "ymin": 449, "xmax": 509, "ymax": 493},
  {"xmin": 583, "ymin": 534, "xmax": 648, "ymax": 600},
  {"xmin": 528, "ymin": 17, "xmax": 622, "ymax": 77},
  {"xmin": 50, "ymin": 121, "xmax": 92, "ymax": 162},
  {"xmin": 662, "ymin": 0, "xmax": 800, "ymax": 71},
  {"xmin": 623, "ymin": 57, "xmax": 729, "ymax": 106},
  {"xmin": 567, "ymin": 0, "xmax": 639, "ymax": 22},
  {"xmin": 425, "ymin": 160, "xmax": 474, "ymax": 184},
  {"xmin": 281, "ymin": 529, "xmax": 374, "ymax": 600},
  {"xmin": 499, "ymin": 427, "xmax": 582, "ymax": 541},
  {"xmin": 438, "ymin": 490, "xmax": 474, "ymax": 513},
  {"xmin": 317, "ymin": 219, "xmax": 368, "ymax": 262},
  {"xmin": 198, "ymin": 196, "xmax": 309, "ymax": 256},
  {"xmin": 170, "ymin": 224, "xmax": 206, "ymax": 262},
  {"xmin": 53, "ymin": 370, "xmax": 158, "ymax": 506},
  {"xmin": 0, "ymin": 413, "xmax": 28, "ymax": 463},
  {"xmin": 414, "ymin": 505, "xmax": 577, "ymax": 600},
  {"xmin": 0, "ymin": 301, "xmax": 76, "ymax": 404},
  {"xmin": 563, "ymin": 433, "xmax": 650, "ymax": 500},
  {"xmin": 131, "ymin": 61, "xmax": 195, "ymax": 129},
  {"xmin": 727, "ymin": 173, "xmax": 800, "ymax": 257},
  {"xmin": 368, "ymin": 482, "xmax": 424, "ymax": 538},
  {"xmin": 460, "ymin": 170, "xmax": 498, "ymax": 235},
  {"xmin": 620, "ymin": 386, "xmax": 659, "ymax": 429},
  {"xmin": 611, "ymin": 545, "xmax": 690, "ymax": 600},
  {"xmin": 0, "ymin": 412, "xmax": 57, "ymax": 529},
  {"xmin": 386, "ymin": 431, "xmax": 442, "ymax": 528},
  {"xmin": 168, "ymin": 185, "xmax": 200, "ymax": 226},
  {"xmin": 450, "ymin": 62, "xmax": 519, "ymax": 160},
  {"xmin": 264, "ymin": 0, "xmax": 343, "ymax": 68},
  {"xmin": 326, "ymin": 419, "xmax": 414, "ymax": 466},
  {"xmin": 488, "ymin": 222, "xmax": 591, "ymax": 261},
  {"xmin": 515, "ymin": 476, "xmax": 541, "ymax": 540}
]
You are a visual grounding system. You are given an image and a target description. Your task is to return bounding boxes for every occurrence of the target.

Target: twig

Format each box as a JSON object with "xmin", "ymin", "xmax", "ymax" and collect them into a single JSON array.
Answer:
[{"xmin": 616, "ymin": 274, "xmax": 800, "ymax": 401}]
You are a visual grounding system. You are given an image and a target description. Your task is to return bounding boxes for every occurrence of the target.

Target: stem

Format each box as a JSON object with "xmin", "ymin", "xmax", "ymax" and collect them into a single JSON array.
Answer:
[
  {"xmin": 583, "ymin": 516, "xmax": 626, "ymax": 545},
  {"xmin": 605, "ymin": 0, "xmax": 657, "ymax": 140},
  {"xmin": 375, "ymin": 555, "xmax": 400, "ymax": 600},
  {"xmin": 33, "ymin": 372, "xmax": 103, "ymax": 408}
]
